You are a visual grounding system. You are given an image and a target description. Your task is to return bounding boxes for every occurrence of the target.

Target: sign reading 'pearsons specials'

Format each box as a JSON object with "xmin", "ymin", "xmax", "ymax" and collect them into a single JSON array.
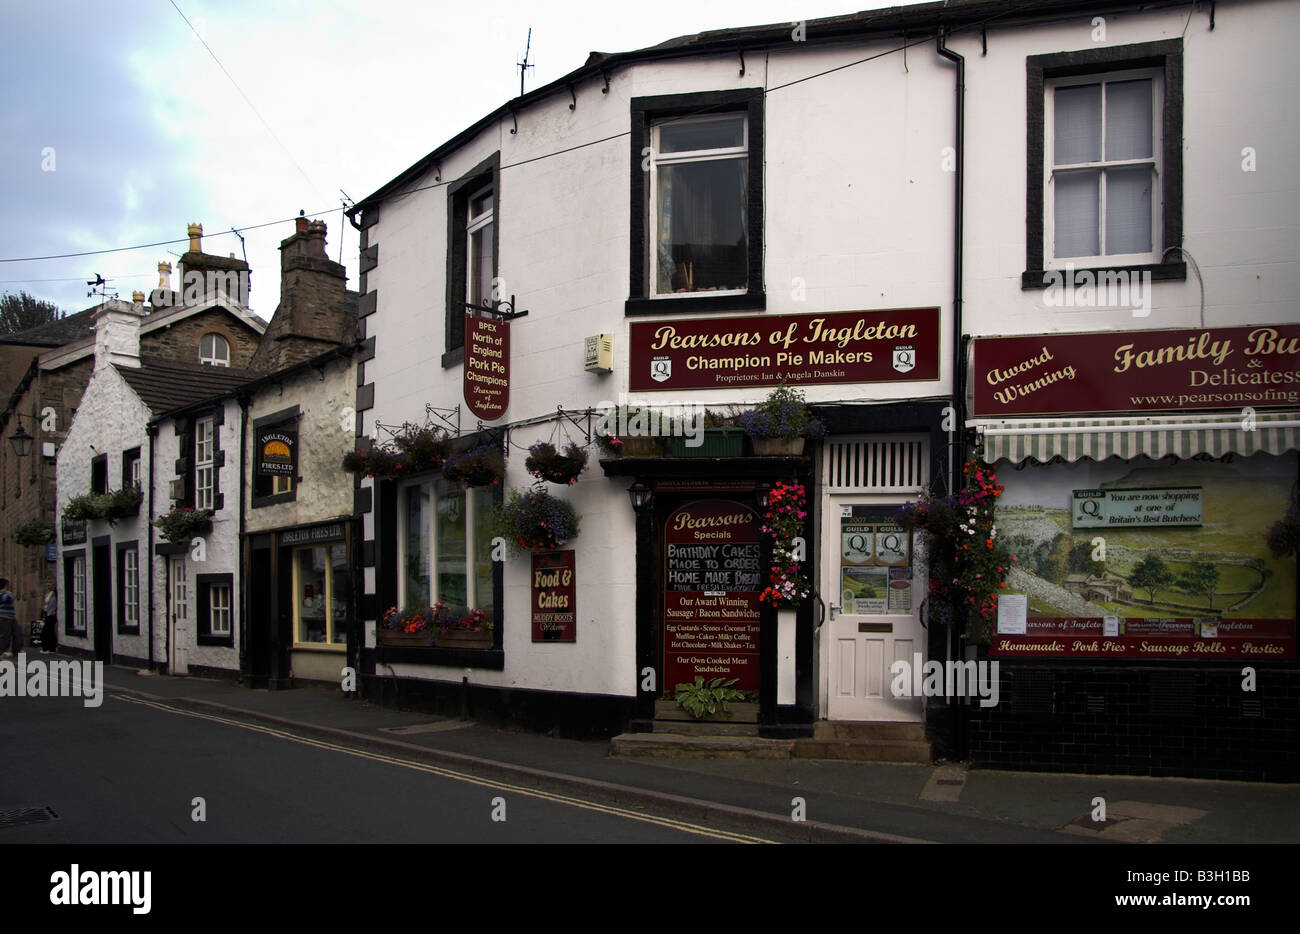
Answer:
[
  {"xmin": 971, "ymin": 324, "xmax": 1300, "ymax": 417},
  {"xmin": 664, "ymin": 501, "xmax": 763, "ymax": 692},
  {"xmin": 630, "ymin": 308, "xmax": 939, "ymax": 391},
  {"xmin": 532, "ymin": 550, "xmax": 576, "ymax": 643},
  {"xmin": 464, "ymin": 312, "xmax": 509, "ymax": 420}
]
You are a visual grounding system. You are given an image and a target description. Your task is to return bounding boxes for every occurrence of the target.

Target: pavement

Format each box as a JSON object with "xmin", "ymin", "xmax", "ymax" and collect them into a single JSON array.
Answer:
[{"xmin": 85, "ymin": 661, "xmax": 1300, "ymax": 845}]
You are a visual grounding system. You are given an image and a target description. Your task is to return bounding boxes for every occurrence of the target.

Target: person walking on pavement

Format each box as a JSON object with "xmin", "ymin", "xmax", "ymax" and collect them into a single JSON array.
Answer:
[
  {"xmin": 42, "ymin": 577, "xmax": 58, "ymax": 654},
  {"xmin": 0, "ymin": 578, "xmax": 22, "ymax": 659}
]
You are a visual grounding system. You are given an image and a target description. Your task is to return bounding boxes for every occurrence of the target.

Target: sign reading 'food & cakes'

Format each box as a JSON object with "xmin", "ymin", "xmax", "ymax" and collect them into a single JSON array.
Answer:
[{"xmin": 630, "ymin": 308, "xmax": 939, "ymax": 391}]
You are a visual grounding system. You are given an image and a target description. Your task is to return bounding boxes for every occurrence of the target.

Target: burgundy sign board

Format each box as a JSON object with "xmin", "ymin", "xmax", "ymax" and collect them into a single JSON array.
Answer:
[
  {"xmin": 531, "ymin": 550, "xmax": 576, "ymax": 643},
  {"xmin": 630, "ymin": 308, "xmax": 940, "ymax": 392},
  {"xmin": 971, "ymin": 324, "xmax": 1300, "ymax": 417},
  {"xmin": 464, "ymin": 312, "xmax": 509, "ymax": 420},
  {"xmin": 992, "ymin": 618, "xmax": 1294, "ymax": 660}
]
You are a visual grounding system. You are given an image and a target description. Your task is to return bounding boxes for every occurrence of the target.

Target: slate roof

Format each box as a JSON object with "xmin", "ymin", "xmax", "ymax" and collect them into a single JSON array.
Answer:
[
  {"xmin": 0, "ymin": 306, "xmax": 97, "ymax": 346},
  {"xmin": 115, "ymin": 356, "xmax": 255, "ymax": 418}
]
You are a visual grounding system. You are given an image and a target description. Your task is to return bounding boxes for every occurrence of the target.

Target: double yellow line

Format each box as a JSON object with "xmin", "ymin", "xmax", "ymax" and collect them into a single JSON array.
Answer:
[{"xmin": 116, "ymin": 693, "xmax": 774, "ymax": 843}]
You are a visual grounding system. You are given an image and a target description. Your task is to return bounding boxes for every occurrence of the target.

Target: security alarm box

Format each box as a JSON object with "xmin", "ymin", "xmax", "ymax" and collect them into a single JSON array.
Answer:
[{"xmin": 584, "ymin": 333, "xmax": 613, "ymax": 373}]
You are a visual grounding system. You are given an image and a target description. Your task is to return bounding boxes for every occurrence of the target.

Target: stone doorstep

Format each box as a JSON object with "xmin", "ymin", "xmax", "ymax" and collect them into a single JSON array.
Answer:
[
  {"xmin": 812, "ymin": 720, "xmax": 927, "ymax": 743},
  {"xmin": 792, "ymin": 739, "xmax": 933, "ymax": 764},
  {"xmin": 611, "ymin": 732, "xmax": 793, "ymax": 759}
]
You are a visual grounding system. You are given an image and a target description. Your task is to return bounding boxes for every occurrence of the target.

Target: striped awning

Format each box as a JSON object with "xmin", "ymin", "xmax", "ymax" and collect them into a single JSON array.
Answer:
[{"xmin": 976, "ymin": 412, "xmax": 1300, "ymax": 464}]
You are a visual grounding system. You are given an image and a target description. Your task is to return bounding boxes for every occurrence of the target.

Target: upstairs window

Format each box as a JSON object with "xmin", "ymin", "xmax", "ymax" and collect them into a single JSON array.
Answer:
[
  {"xmin": 200, "ymin": 333, "xmax": 230, "ymax": 367},
  {"xmin": 90, "ymin": 454, "xmax": 107, "ymax": 495},
  {"xmin": 195, "ymin": 417, "xmax": 215, "ymax": 510},
  {"xmin": 445, "ymin": 154, "xmax": 500, "ymax": 362},
  {"xmin": 467, "ymin": 187, "xmax": 495, "ymax": 310}
]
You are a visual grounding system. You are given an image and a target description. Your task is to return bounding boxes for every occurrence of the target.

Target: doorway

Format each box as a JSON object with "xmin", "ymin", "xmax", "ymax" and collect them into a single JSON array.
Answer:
[{"xmin": 168, "ymin": 555, "xmax": 190, "ymax": 675}]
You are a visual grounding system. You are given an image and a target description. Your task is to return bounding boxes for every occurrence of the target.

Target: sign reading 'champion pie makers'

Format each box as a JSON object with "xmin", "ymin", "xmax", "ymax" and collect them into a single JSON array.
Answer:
[
  {"xmin": 464, "ymin": 312, "xmax": 509, "ymax": 420},
  {"xmin": 972, "ymin": 324, "xmax": 1300, "ymax": 417},
  {"xmin": 630, "ymin": 308, "xmax": 939, "ymax": 391}
]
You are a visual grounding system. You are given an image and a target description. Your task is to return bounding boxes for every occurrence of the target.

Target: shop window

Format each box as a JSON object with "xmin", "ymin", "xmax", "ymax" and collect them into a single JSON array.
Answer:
[
  {"xmin": 399, "ymin": 479, "xmax": 497, "ymax": 629},
  {"xmin": 628, "ymin": 89, "xmax": 764, "ymax": 316},
  {"xmin": 64, "ymin": 551, "xmax": 86, "ymax": 635},
  {"xmin": 196, "ymin": 574, "xmax": 234, "ymax": 646},
  {"xmin": 445, "ymin": 153, "xmax": 499, "ymax": 363},
  {"xmin": 292, "ymin": 544, "xmax": 349, "ymax": 648},
  {"xmin": 116, "ymin": 541, "xmax": 139, "ymax": 633},
  {"xmin": 1024, "ymin": 40, "xmax": 1184, "ymax": 288},
  {"xmin": 199, "ymin": 333, "xmax": 231, "ymax": 367}
]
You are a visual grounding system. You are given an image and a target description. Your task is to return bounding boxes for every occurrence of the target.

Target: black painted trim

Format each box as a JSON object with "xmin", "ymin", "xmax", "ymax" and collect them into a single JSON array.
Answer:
[
  {"xmin": 63, "ymin": 549, "xmax": 86, "ymax": 636},
  {"xmin": 358, "ymin": 336, "xmax": 376, "ymax": 363},
  {"xmin": 195, "ymin": 572, "xmax": 235, "ymax": 647},
  {"xmin": 355, "ymin": 486, "xmax": 372, "ymax": 515},
  {"xmin": 1025, "ymin": 39, "xmax": 1184, "ymax": 282},
  {"xmin": 90, "ymin": 454, "xmax": 108, "ymax": 495},
  {"xmin": 115, "ymin": 540, "xmax": 140, "ymax": 634},
  {"xmin": 446, "ymin": 152, "xmax": 500, "ymax": 357},
  {"xmin": 358, "ymin": 291, "xmax": 377, "ymax": 318},
  {"xmin": 1021, "ymin": 260, "xmax": 1187, "ymax": 290},
  {"xmin": 359, "ymin": 244, "xmax": 379, "ymax": 274},
  {"xmin": 355, "ymin": 383, "xmax": 375, "ymax": 412},
  {"xmin": 252, "ymin": 405, "xmax": 301, "ymax": 429},
  {"xmin": 359, "ymin": 205, "xmax": 379, "ymax": 230},
  {"xmin": 628, "ymin": 89, "xmax": 764, "ymax": 314}
]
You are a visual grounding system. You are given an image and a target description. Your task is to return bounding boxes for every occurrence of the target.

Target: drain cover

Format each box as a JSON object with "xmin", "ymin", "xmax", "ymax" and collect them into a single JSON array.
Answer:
[{"xmin": 0, "ymin": 806, "xmax": 58, "ymax": 829}]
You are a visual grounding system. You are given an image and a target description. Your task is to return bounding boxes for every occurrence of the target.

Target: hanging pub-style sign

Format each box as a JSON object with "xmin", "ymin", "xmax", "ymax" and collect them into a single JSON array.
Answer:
[
  {"xmin": 256, "ymin": 424, "xmax": 298, "ymax": 476},
  {"xmin": 464, "ymin": 311, "xmax": 509, "ymax": 420}
]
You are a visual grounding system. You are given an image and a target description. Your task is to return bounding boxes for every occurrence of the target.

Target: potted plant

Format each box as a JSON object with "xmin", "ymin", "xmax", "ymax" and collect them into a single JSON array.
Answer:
[
  {"xmin": 593, "ymin": 405, "xmax": 665, "ymax": 457},
  {"xmin": 101, "ymin": 486, "xmax": 143, "ymax": 522},
  {"xmin": 342, "ymin": 446, "xmax": 402, "ymax": 479},
  {"xmin": 442, "ymin": 444, "xmax": 505, "ymax": 487},
  {"xmin": 758, "ymin": 481, "xmax": 812, "ymax": 607},
  {"xmin": 62, "ymin": 493, "xmax": 102, "ymax": 523},
  {"xmin": 432, "ymin": 603, "xmax": 494, "ymax": 649},
  {"xmin": 377, "ymin": 605, "xmax": 436, "ymax": 646},
  {"xmin": 672, "ymin": 676, "xmax": 748, "ymax": 719},
  {"xmin": 525, "ymin": 441, "xmax": 589, "ymax": 485},
  {"xmin": 13, "ymin": 518, "xmax": 55, "ymax": 547},
  {"xmin": 667, "ymin": 408, "xmax": 744, "ymax": 457},
  {"xmin": 153, "ymin": 506, "xmax": 215, "ymax": 544},
  {"xmin": 490, "ymin": 485, "xmax": 580, "ymax": 554},
  {"xmin": 739, "ymin": 385, "xmax": 827, "ymax": 455}
]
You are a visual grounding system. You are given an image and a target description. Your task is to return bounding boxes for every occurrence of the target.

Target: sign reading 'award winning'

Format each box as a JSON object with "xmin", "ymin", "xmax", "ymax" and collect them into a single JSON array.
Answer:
[
  {"xmin": 464, "ymin": 312, "xmax": 509, "ymax": 420},
  {"xmin": 630, "ymin": 308, "xmax": 939, "ymax": 391}
]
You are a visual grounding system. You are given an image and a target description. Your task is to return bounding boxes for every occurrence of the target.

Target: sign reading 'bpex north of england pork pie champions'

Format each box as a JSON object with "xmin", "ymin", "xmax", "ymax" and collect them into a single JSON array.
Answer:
[
  {"xmin": 464, "ymin": 311, "xmax": 509, "ymax": 420},
  {"xmin": 630, "ymin": 308, "xmax": 939, "ymax": 391}
]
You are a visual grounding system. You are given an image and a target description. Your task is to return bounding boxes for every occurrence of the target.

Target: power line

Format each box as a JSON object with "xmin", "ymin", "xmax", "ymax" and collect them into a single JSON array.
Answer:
[
  {"xmin": 168, "ymin": 0, "xmax": 323, "ymax": 199},
  {"xmin": 0, "ymin": 273, "xmax": 154, "ymax": 285}
]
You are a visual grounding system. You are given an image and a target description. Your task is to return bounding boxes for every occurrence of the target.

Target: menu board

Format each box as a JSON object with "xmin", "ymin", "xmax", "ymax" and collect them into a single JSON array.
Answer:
[
  {"xmin": 664, "ymin": 500, "xmax": 762, "ymax": 692},
  {"xmin": 840, "ymin": 509, "xmax": 912, "ymax": 615}
]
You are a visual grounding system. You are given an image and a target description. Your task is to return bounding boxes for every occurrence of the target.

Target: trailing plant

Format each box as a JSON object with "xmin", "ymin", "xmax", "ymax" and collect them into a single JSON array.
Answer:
[
  {"xmin": 759, "ymin": 481, "xmax": 811, "ymax": 607},
  {"xmin": 391, "ymin": 423, "xmax": 451, "ymax": 472},
  {"xmin": 13, "ymin": 518, "xmax": 55, "ymax": 546},
  {"xmin": 342, "ymin": 446, "xmax": 403, "ymax": 478},
  {"xmin": 153, "ymin": 506, "xmax": 214, "ymax": 544},
  {"xmin": 738, "ymin": 385, "xmax": 827, "ymax": 441},
  {"xmin": 61, "ymin": 487, "xmax": 142, "ymax": 525},
  {"xmin": 490, "ymin": 484, "xmax": 580, "ymax": 553},
  {"xmin": 525, "ymin": 441, "xmax": 588, "ymax": 485},
  {"xmin": 381, "ymin": 604, "xmax": 434, "ymax": 634},
  {"xmin": 381, "ymin": 602, "xmax": 494, "ymax": 636},
  {"xmin": 594, "ymin": 433, "xmax": 623, "ymax": 455},
  {"xmin": 896, "ymin": 461, "xmax": 1015, "ymax": 645},
  {"xmin": 441, "ymin": 444, "xmax": 505, "ymax": 487},
  {"xmin": 673, "ymin": 676, "xmax": 747, "ymax": 719},
  {"xmin": 62, "ymin": 493, "xmax": 102, "ymax": 523}
]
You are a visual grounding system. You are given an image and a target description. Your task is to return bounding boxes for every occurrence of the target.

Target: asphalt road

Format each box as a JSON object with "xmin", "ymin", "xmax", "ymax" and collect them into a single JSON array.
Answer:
[{"xmin": 0, "ymin": 692, "xmax": 761, "ymax": 844}]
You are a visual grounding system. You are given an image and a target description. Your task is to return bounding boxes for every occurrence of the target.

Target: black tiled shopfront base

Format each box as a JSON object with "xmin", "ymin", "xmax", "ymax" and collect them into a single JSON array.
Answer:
[{"xmin": 969, "ymin": 665, "xmax": 1300, "ymax": 782}]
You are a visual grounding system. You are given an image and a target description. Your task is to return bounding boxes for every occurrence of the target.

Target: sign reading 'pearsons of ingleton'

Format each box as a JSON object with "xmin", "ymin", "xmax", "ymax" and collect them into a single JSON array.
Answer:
[
  {"xmin": 464, "ymin": 311, "xmax": 509, "ymax": 420},
  {"xmin": 532, "ymin": 550, "xmax": 576, "ymax": 642},
  {"xmin": 663, "ymin": 500, "xmax": 763, "ymax": 692},
  {"xmin": 629, "ymin": 308, "xmax": 939, "ymax": 391},
  {"xmin": 1072, "ymin": 487, "xmax": 1202, "ymax": 529}
]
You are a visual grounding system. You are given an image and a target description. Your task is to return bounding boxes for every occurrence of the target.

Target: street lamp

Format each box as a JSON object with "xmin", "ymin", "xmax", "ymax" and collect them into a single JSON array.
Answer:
[
  {"xmin": 627, "ymin": 480, "xmax": 652, "ymax": 513},
  {"xmin": 8, "ymin": 421, "xmax": 32, "ymax": 458}
]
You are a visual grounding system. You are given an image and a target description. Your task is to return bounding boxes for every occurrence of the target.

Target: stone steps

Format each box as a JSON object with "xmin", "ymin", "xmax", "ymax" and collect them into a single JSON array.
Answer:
[{"xmin": 611, "ymin": 719, "xmax": 932, "ymax": 763}]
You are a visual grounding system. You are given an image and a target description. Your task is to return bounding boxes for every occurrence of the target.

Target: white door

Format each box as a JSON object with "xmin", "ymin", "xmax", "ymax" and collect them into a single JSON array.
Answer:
[
  {"xmin": 822, "ymin": 500, "xmax": 924, "ymax": 721},
  {"xmin": 169, "ymin": 556, "xmax": 189, "ymax": 676}
]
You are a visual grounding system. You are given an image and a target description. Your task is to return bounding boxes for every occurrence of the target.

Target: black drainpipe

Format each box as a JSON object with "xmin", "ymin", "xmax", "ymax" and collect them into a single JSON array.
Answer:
[
  {"xmin": 147, "ymin": 423, "xmax": 157, "ymax": 672},
  {"xmin": 936, "ymin": 27, "xmax": 969, "ymax": 760}
]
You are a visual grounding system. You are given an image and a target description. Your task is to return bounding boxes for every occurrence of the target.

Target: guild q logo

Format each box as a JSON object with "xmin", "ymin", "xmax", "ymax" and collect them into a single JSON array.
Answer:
[
  {"xmin": 892, "ymin": 346, "xmax": 916, "ymax": 374},
  {"xmin": 650, "ymin": 356, "xmax": 672, "ymax": 383}
]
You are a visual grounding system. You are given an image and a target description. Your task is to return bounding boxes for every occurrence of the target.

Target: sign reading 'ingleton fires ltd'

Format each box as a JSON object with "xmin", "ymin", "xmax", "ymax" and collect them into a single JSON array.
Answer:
[
  {"xmin": 630, "ymin": 308, "xmax": 939, "ymax": 391},
  {"xmin": 971, "ymin": 324, "xmax": 1300, "ymax": 417},
  {"xmin": 664, "ymin": 500, "xmax": 763, "ymax": 693},
  {"xmin": 464, "ymin": 312, "xmax": 509, "ymax": 420}
]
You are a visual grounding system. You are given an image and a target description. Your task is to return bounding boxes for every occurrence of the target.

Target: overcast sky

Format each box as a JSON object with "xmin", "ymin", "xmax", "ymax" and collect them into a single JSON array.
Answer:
[{"xmin": 0, "ymin": 0, "xmax": 920, "ymax": 323}]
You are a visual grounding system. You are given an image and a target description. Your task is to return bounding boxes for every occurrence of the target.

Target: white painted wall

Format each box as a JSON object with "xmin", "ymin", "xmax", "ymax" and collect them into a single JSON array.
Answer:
[{"xmin": 360, "ymin": 0, "xmax": 1300, "ymax": 697}]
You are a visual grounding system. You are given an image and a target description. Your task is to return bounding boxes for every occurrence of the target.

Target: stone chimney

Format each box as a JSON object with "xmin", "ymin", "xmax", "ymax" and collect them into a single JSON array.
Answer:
[
  {"xmin": 176, "ymin": 221, "xmax": 251, "ymax": 308},
  {"xmin": 248, "ymin": 217, "xmax": 350, "ymax": 371},
  {"xmin": 92, "ymin": 298, "xmax": 145, "ymax": 370}
]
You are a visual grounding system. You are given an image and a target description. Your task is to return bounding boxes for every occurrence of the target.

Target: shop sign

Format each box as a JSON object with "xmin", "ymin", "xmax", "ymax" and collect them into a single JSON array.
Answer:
[
  {"xmin": 992, "ymin": 618, "xmax": 1294, "ymax": 660},
  {"xmin": 663, "ymin": 500, "xmax": 762, "ymax": 691},
  {"xmin": 630, "ymin": 308, "xmax": 940, "ymax": 391},
  {"xmin": 256, "ymin": 425, "xmax": 297, "ymax": 476},
  {"xmin": 464, "ymin": 312, "xmax": 509, "ymax": 420},
  {"xmin": 971, "ymin": 323, "xmax": 1300, "ymax": 416},
  {"xmin": 62, "ymin": 518, "xmax": 86, "ymax": 546},
  {"xmin": 280, "ymin": 523, "xmax": 345, "ymax": 546},
  {"xmin": 1072, "ymin": 488, "xmax": 1202, "ymax": 528},
  {"xmin": 532, "ymin": 550, "xmax": 576, "ymax": 642}
]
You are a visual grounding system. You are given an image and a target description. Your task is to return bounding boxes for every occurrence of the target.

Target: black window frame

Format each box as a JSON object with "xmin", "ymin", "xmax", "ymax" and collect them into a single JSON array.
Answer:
[
  {"xmin": 1023, "ymin": 39, "xmax": 1185, "ymax": 290},
  {"xmin": 115, "ymin": 540, "xmax": 140, "ymax": 634},
  {"xmin": 63, "ymin": 549, "xmax": 86, "ymax": 636},
  {"xmin": 444, "ymin": 152, "xmax": 500, "ymax": 368},
  {"xmin": 175, "ymin": 407, "xmax": 225, "ymax": 512},
  {"xmin": 628, "ymin": 88, "xmax": 765, "ymax": 317},
  {"xmin": 251, "ymin": 405, "xmax": 300, "ymax": 508},
  {"xmin": 196, "ymin": 572, "xmax": 235, "ymax": 647},
  {"xmin": 90, "ymin": 454, "xmax": 108, "ymax": 495},
  {"xmin": 121, "ymin": 447, "xmax": 141, "ymax": 491}
]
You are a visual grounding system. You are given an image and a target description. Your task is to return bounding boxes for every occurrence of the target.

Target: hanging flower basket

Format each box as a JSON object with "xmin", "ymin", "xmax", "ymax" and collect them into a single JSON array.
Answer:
[
  {"xmin": 442, "ymin": 444, "xmax": 505, "ymax": 487},
  {"xmin": 13, "ymin": 518, "xmax": 56, "ymax": 547},
  {"xmin": 343, "ymin": 424, "xmax": 450, "ymax": 479},
  {"xmin": 490, "ymin": 485, "xmax": 580, "ymax": 554},
  {"xmin": 525, "ymin": 441, "xmax": 588, "ymax": 485},
  {"xmin": 153, "ymin": 507, "xmax": 214, "ymax": 544}
]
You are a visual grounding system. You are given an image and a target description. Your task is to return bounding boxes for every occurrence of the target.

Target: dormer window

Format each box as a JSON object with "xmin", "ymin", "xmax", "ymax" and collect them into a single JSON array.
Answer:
[{"xmin": 200, "ymin": 333, "xmax": 231, "ymax": 367}]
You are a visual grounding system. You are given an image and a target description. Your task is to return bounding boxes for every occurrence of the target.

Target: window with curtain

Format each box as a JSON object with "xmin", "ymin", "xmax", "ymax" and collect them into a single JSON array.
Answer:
[
  {"xmin": 399, "ymin": 479, "xmax": 496, "ymax": 624},
  {"xmin": 1048, "ymin": 71, "xmax": 1160, "ymax": 264}
]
